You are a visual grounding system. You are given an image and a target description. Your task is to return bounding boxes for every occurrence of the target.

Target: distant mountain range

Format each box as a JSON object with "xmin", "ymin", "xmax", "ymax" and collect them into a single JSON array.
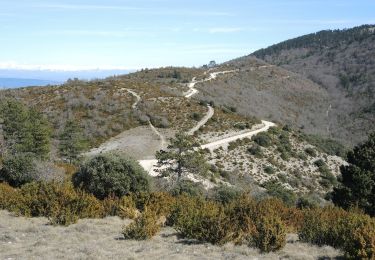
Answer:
[
  {"xmin": 0, "ymin": 69, "xmax": 133, "ymax": 88},
  {"xmin": 0, "ymin": 78, "xmax": 60, "ymax": 88}
]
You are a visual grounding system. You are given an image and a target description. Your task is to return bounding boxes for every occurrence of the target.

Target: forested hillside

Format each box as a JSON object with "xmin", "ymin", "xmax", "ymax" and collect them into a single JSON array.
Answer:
[{"xmin": 252, "ymin": 25, "xmax": 375, "ymax": 145}]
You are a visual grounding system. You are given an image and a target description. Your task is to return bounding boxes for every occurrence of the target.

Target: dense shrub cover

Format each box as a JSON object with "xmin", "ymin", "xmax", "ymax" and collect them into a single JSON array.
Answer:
[
  {"xmin": 1, "ymin": 180, "xmax": 374, "ymax": 257},
  {"xmin": 299, "ymin": 207, "xmax": 375, "ymax": 259},
  {"xmin": 0, "ymin": 154, "xmax": 38, "ymax": 187},
  {"xmin": 73, "ymin": 153, "xmax": 150, "ymax": 199},
  {"xmin": 0, "ymin": 155, "xmax": 66, "ymax": 187},
  {"xmin": 0, "ymin": 181, "xmax": 103, "ymax": 225},
  {"xmin": 172, "ymin": 196, "xmax": 233, "ymax": 245}
]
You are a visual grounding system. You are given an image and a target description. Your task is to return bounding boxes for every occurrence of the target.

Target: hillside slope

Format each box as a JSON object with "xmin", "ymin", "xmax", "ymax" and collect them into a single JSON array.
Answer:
[
  {"xmin": 252, "ymin": 25, "xmax": 375, "ymax": 145},
  {"xmin": 195, "ymin": 58, "xmax": 332, "ymax": 141}
]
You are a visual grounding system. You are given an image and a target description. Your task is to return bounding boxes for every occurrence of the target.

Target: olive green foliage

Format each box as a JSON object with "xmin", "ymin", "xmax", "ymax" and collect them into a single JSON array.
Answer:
[
  {"xmin": 252, "ymin": 132, "xmax": 272, "ymax": 147},
  {"xmin": 0, "ymin": 182, "xmax": 22, "ymax": 212},
  {"xmin": 0, "ymin": 154, "xmax": 37, "ymax": 187},
  {"xmin": 296, "ymin": 197, "xmax": 318, "ymax": 209},
  {"xmin": 262, "ymin": 180, "xmax": 297, "ymax": 206},
  {"xmin": 264, "ymin": 166, "xmax": 275, "ymax": 174},
  {"xmin": 156, "ymin": 133, "xmax": 209, "ymax": 179},
  {"xmin": 172, "ymin": 195, "xmax": 288, "ymax": 251},
  {"xmin": 299, "ymin": 207, "xmax": 375, "ymax": 259},
  {"xmin": 253, "ymin": 216, "xmax": 286, "ymax": 252},
  {"xmin": 248, "ymin": 144, "xmax": 263, "ymax": 157},
  {"xmin": 172, "ymin": 197, "xmax": 233, "ymax": 245},
  {"xmin": 102, "ymin": 195, "xmax": 138, "ymax": 219},
  {"xmin": 73, "ymin": 153, "xmax": 150, "ymax": 199},
  {"xmin": 0, "ymin": 99, "xmax": 51, "ymax": 159},
  {"xmin": 59, "ymin": 120, "xmax": 88, "ymax": 163},
  {"xmin": 302, "ymin": 134, "xmax": 347, "ymax": 157},
  {"xmin": 212, "ymin": 185, "xmax": 241, "ymax": 204},
  {"xmin": 122, "ymin": 209, "xmax": 161, "ymax": 240},
  {"xmin": 0, "ymin": 181, "xmax": 103, "ymax": 225},
  {"xmin": 332, "ymin": 132, "xmax": 375, "ymax": 216},
  {"xmin": 169, "ymin": 179, "xmax": 205, "ymax": 197},
  {"xmin": 313, "ymin": 159, "xmax": 337, "ymax": 189},
  {"xmin": 304, "ymin": 147, "xmax": 317, "ymax": 157}
]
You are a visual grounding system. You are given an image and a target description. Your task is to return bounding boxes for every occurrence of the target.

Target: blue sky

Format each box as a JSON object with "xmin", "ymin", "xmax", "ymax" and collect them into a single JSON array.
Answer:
[{"xmin": 0, "ymin": 0, "xmax": 374, "ymax": 70}]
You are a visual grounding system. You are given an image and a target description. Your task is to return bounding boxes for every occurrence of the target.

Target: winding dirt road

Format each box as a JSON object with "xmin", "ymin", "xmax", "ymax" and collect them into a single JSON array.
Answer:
[
  {"xmin": 139, "ymin": 70, "xmax": 276, "ymax": 175},
  {"xmin": 187, "ymin": 105, "xmax": 214, "ymax": 135},
  {"xmin": 201, "ymin": 120, "xmax": 275, "ymax": 151},
  {"xmin": 123, "ymin": 88, "xmax": 141, "ymax": 109},
  {"xmin": 85, "ymin": 71, "xmax": 276, "ymax": 178},
  {"xmin": 185, "ymin": 70, "xmax": 238, "ymax": 98}
]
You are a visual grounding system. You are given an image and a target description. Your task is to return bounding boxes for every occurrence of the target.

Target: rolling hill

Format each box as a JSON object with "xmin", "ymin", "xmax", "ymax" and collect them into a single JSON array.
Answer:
[{"xmin": 251, "ymin": 24, "xmax": 375, "ymax": 146}]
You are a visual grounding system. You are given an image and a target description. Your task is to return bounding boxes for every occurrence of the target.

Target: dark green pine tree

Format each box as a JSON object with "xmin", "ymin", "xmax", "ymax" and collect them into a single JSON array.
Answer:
[
  {"xmin": 0, "ymin": 99, "xmax": 30, "ymax": 154},
  {"xmin": 156, "ymin": 132, "xmax": 209, "ymax": 180},
  {"xmin": 26, "ymin": 109, "xmax": 52, "ymax": 159},
  {"xmin": 332, "ymin": 133, "xmax": 375, "ymax": 216},
  {"xmin": 59, "ymin": 120, "xmax": 87, "ymax": 163},
  {"xmin": 0, "ymin": 100, "xmax": 51, "ymax": 158}
]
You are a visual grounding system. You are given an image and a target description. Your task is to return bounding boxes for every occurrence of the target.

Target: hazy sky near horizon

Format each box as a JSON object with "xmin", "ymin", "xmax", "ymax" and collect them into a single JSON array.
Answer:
[{"xmin": 1, "ymin": 0, "xmax": 374, "ymax": 70}]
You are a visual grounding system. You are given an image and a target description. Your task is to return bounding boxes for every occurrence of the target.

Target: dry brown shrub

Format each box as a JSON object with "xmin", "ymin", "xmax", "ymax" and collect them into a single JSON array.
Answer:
[{"xmin": 122, "ymin": 208, "xmax": 161, "ymax": 240}]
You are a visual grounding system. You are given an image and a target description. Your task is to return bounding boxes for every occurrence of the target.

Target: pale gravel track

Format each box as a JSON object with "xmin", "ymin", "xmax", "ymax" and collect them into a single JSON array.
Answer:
[
  {"xmin": 85, "ymin": 73, "xmax": 276, "ymax": 179},
  {"xmin": 139, "ymin": 70, "xmax": 277, "ymax": 177},
  {"xmin": 201, "ymin": 120, "xmax": 276, "ymax": 151},
  {"xmin": 187, "ymin": 105, "xmax": 214, "ymax": 135}
]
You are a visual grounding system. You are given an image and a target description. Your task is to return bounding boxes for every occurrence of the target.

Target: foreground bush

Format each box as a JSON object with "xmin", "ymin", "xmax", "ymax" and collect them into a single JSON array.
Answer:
[
  {"xmin": 253, "ymin": 216, "xmax": 286, "ymax": 252},
  {"xmin": 299, "ymin": 207, "xmax": 375, "ymax": 259},
  {"xmin": 172, "ymin": 196, "xmax": 233, "ymax": 245},
  {"xmin": 0, "ymin": 181, "xmax": 103, "ymax": 225},
  {"xmin": 0, "ymin": 182, "xmax": 23, "ymax": 211},
  {"xmin": 122, "ymin": 209, "xmax": 161, "ymax": 240},
  {"xmin": 73, "ymin": 153, "xmax": 150, "ymax": 199},
  {"xmin": 172, "ymin": 195, "xmax": 288, "ymax": 251}
]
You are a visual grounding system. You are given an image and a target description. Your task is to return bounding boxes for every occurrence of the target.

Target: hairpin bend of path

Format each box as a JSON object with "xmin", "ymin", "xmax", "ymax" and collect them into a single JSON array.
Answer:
[
  {"xmin": 84, "ymin": 70, "xmax": 275, "ymax": 176},
  {"xmin": 139, "ymin": 70, "xmax": 276, "ymax": 175}
]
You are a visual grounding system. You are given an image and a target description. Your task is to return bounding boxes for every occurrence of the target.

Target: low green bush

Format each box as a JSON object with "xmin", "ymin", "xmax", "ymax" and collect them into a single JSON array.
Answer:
[
  {"xmin": 73, "ymin": 153, "xmax": 150, "ymax": 199},
  {"xmin": 248, "ymin": 144, "xmax": 263, "ymax": 157},
  {"xmin": 264, "ymin": 166, "xmax": 275, "ymax": 174},
  {"xmin": 169, "ymin": 180, "xmax": 205, "ymax": 197},
  {"xmin": 212, "ymin": 185, "xmax": 241, "ymax": 204},
  {"xmin": 252, "ymin": 133, "xmax": 272, "ymax": 147},
  {"xmin": 262, "ymin": 181, "xmax": 297, "ymax": 206},
  {"xmin": 305, "ymin": 147, "xmax": 317, "ymax": 157},
  {"xmin": 0, "ymin": 154, "xmax": 37, "ymax": 187}
]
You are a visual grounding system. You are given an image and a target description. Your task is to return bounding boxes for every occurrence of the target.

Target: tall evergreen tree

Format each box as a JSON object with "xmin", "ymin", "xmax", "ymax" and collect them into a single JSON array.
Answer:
[
  {"xmin": 156, "ymin": 133, "xmax": 209, "ymax": 180},
  {"xmin": 0, "ymin": 100, "xmax": 51, "ymax": 158},
  {"xmin": 26, "ymin": 109, "xmax": 52, "ymax": 159},
  {"xmin": 332, "ymin": 133, "xmax": 375, "ymax": 216},
  {"xmin": 59, "ymin": 120, "xmax": 87, "ymax": 163}
]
